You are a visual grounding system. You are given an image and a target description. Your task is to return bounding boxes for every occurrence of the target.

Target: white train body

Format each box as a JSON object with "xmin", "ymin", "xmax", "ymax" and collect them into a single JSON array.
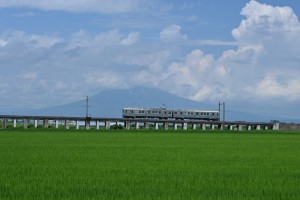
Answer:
[{"xmin": 122, "ymin": 108, "xmax": 219, "ymax": 121}]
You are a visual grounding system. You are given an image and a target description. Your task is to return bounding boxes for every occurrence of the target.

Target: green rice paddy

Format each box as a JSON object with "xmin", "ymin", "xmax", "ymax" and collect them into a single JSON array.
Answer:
[{"xmin": 0, "ymin": 129, "xmax": 299, "ymax": 199}]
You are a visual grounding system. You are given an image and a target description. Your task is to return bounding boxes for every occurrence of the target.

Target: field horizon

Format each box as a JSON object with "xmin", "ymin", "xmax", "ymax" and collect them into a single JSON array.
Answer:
[{"xmin": 0, "ymin": 130, "xmax": 299, "ymax": 199}]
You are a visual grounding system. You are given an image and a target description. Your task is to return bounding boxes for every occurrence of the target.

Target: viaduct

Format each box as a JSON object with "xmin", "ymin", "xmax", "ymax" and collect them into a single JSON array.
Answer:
[{"xmin": 1, "ymin": 114, "xmax": 297, "ymax": 131}]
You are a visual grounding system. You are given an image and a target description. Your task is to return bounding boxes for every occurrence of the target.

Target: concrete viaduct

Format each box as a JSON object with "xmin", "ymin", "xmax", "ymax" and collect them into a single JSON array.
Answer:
[{"xmin": 0, "ymin": 114, "xmax": 290, "ymax": 131}]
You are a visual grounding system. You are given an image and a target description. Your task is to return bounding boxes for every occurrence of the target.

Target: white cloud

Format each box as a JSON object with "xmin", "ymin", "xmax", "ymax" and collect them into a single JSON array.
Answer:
[
  {"xmin": 19, "ymin": 71, "xmax": 38, "ymax": 80},
  {"xmin": 1, "ymin": 0, "xmax": 300, "ymax": 115},
  {"xmin": 247, "ymin": 74, "xmax": 300, "ymax": 101},
  {"xmin": 232, "ymin": 0, "xmax": 300, "ymax": 44},
  {"xmin": 159, "ymin": 49, "xmax": 217, "ymax": 97},
  {"xmin": 160, "ymin": 24, "xmax": 188, "ymax": 42},
  {"xmin": 0, "ymin": 39, "xmax": 8, "ymax": 47},
  {"xmin": 120, "ymin": 32, "xmax": 140, "ymax": 45},
  {"xmin": 0, "ymin": 0, "xmax": 144, "ymax": 13},
  {"xmin": 2, "ymin": 31, "xmax": 63, "ymax": 49},
  {"xmin": 194, "ymin": 39, "xmax": 237, "ymax": 46},
  {"xmin": 84, "ymin": 71, "xmax": 128, "ymax": 88}
]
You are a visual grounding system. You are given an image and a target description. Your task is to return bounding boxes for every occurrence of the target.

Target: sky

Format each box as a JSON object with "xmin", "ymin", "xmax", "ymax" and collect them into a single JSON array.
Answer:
[{"xmin": 0, "ymin": 0, "xmax": 300, "ymax": 121}]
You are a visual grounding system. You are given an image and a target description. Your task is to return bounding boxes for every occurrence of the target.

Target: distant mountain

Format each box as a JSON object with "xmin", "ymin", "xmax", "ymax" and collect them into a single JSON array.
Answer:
[
  {"xmin": 28, "ymin": 87, "xmax": 217, "ymax": 118},
  {"xmin": 6, "ymin": 87, "xmax": 299, "ymax": 122}
]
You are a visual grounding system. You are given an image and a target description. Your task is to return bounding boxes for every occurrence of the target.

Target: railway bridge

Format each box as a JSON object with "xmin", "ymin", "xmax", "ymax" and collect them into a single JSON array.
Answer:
[{"xmin": 0, "ymin": 114, "xmax": 292, "ymax": 131}]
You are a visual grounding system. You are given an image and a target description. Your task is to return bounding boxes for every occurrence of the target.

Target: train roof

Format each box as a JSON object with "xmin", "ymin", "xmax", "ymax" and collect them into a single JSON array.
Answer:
[
  {"xmin": 123, "ymin": 108, "xmax": 219, "ymax": 112},
  {"xmin": 123, "ymin": 107, "xmax": 167, "ymax": 110}
]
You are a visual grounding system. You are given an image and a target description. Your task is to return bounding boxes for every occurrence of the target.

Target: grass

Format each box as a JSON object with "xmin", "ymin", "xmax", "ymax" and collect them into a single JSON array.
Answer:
[{"xmin": 0, "ymin": 129, "xmax": 299, "ymax": 199}]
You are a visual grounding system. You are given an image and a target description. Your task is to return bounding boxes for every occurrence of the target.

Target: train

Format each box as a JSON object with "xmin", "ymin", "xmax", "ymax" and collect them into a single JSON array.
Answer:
[{"xmin": 122, "ymin": 108, "xmax": 220, "ymax": 121}]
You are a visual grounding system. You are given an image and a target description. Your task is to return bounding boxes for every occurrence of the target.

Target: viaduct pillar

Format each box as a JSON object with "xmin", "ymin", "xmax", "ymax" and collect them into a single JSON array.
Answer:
[
  {"xmin": 144, "ymin": 122, "xmax": 150, "ymax": 130},
  {"xmin": 2, "ymin": 118, "xmax": 7, "ymax": 129},
  {"xmin": 44, "ymin": 119, "xmax": 49, "ymax": 128}
]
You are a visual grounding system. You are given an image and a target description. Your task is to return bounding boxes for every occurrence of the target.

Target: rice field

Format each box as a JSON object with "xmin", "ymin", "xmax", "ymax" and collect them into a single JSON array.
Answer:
[{"xmin": 0, "ymin": 129, "xmax": 299, "ymax": 199}]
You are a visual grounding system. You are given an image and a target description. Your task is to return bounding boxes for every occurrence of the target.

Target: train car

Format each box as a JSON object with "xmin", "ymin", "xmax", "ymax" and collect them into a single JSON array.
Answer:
[
  {"xmin": 122, "ymin": 108, "xmax": 219, "ymax": 121},
  {"xmin": 122, "ymin": 108, "xmax": 172, "ymax": 119},
  {"xmin": 173, "ymin": 109, "xmax": 219, "ymax": 121}
]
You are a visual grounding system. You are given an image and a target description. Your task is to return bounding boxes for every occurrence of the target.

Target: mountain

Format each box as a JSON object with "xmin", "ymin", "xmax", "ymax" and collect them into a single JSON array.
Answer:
[
  {"xmin": 27, "ymin": 87, "xmax": 216, "ymax": 118},
  {"xmin": 6, "ymin": 87, "xmax": 299, "ymax": 122}
]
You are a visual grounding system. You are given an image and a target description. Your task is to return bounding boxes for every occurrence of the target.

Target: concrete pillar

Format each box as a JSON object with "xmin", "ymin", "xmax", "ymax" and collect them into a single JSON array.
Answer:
[
  {"xmin": 193, "ymin": 124, "xmax": 197, "ymax": 130},
  {"xmin": 273, "ymin": 123, "xmax": 279, "ymax": 130},
  {"xmin": 183, "ymin": 123, "xmax": 188, "ymax": 130},
  {"xmin": 265, "ymin": 126, "xmax": 268, "ymax": 130},
  {"xmin": 220, "ymin": 124, "xmax": 224, "ymax": 131},
  {"xmin": 85, "ymin": 119, "xmax": 90, "ymax": 130},
  {"xmin": 34, "ymin": 120, "xmax": 38, "ymax": 128},
  {"xmin": 163, "ymin": 122, "xmax": 168, "ymax": 130},
  {"xmin": 247, "ymin": 125, "xmax": 252, "ymax": 131},
  {"xmin": 135, "ymin": 122, "xmax": 139, "ymax": 129},
  {"xmin": 230, "ymin": 125, "xmax": 234, "ymax": 131},
  {"xmin": 238, "ymin": 124, "xmax": 243, "ymax": 131},
  {"xmin": 55, "ymin": 120, "xmax": 59, "ymax": 129},
  {"xmin": 202, "ymin": 124, "xmax": 206, "ymax": 130},
  {"xmin": 256, "ymin": 125, "xmax": 261, "ymax": 131},
  {"xmin": 174, "ymin": 123, "xmax": 178, "ymax": 130},
  {"xmin": 105, "ymin": 121, "xmax": 110, "ymax": 130},
  {"xmin": 96, "ymin": 121, "xmax": 100, "ymax": 130},
  {"xmin": 211, "ymin": 124, "xmax": 215, "ymax": 130},
  {"xmin": 76, "ymin": 121, "xmax": 80, "ymax": 130},
  {"xmin": 23, "ymin": 119, "xmax": 28, "ymax": 129},
  {"xmin": 125, "ymin": 121, "xmax": 130, "ymax": 130},
  {"xmin": 155, "ymin": 123, "xmax": 159, "ymax": 130},
  {"xmin": 145, "ymin": 122, "xmax": 150, "ymax": 130},
  {"xmin": 13, "ymin": 119, "xmax": 17, "ymax": 128},
  {"xmin": 44, "ymin": 119, "xmax": 49, "ymax": 128},
  {"xmin": 65, "ymin": 119, "xmax": 69, "ymax": 129},
  {"xmin": 2, "ymin": 118, "xmax": 7, "ymax": 129}
]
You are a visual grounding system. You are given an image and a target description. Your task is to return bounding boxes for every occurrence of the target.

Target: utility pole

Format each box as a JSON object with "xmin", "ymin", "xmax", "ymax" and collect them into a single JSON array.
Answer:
[
  {"xmin": 85, "ymin": 96, "xmax": 89, "ymax": 118},
  {"xmin": 219, "ymin": 102, "xmax": 226, "ymax": 129},
  {"xmin": 218, "ymin": 102, "xmax": 221, "ymax": 121},
  {"xmin": 223, "ymin": 102, "xmax": 225, "ymax": 123}
]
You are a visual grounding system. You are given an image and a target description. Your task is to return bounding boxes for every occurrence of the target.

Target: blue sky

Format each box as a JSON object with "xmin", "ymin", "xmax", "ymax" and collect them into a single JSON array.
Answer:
[{"xmin": 0, "ymin": 0, "xmax": 300, "ymax": 121}]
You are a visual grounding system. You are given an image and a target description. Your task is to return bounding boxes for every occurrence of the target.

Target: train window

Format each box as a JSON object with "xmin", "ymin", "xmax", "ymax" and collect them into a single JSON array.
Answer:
[
  {"xmin": 180, "ymin": 112, "xmax": 183, "ymax": 115},
  {"xmin": 164, "ymin": 111, "xmax": 167, "ymax": 114},
  {"xmin": 169, "ymin": 112, "xmax": 171, "ymax": 114},
  {"xmin": 196, "ymin": 112, "xmax": 199, "ymax": 115},
  {"xmin": 131, "ymin": 110, "xmax": 133, "ymax": 113},
  {"xmin": 174, "ymin": 112, "xmax": 177, "ymax": 114}
]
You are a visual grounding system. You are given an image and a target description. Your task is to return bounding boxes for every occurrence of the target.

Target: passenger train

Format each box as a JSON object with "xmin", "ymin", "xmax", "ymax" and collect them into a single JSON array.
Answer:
[{"xmin": 122, "ymin": 108, "xmax": 220, "ymax": 121}]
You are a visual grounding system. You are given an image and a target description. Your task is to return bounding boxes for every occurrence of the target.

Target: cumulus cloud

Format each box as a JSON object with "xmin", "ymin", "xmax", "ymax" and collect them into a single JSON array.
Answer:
[
  {"xmin": 0, "ymin": 0, "xmax": 144, "ymax": 13},
  {"xmin": 120, "ymin": 32, "xmax": 140, "ymax": 45},
  {"xmin": 160, "ymin": 24, "xmax": 188, "ymax": 42},
  {"xmin": 158, "ymin": 49, "xmax": 218, "ymax": 98},
  {"xmin": 232, "ymin": 0, "xmax": 300, "ymax": 43},
  {"xmin": 154, "ymin": 0, "xmax": 300, "ymax": 103},
  {"xmin": 1, "ymin": 0, "xmax": 300, "ymax": 114},
  {"xmin": 0, "ymin": 29, "xmax": 143, "ymax": 105},
  {"xmin": 247, "ymin": 74, "xmax": 300, "ymax": 101}
]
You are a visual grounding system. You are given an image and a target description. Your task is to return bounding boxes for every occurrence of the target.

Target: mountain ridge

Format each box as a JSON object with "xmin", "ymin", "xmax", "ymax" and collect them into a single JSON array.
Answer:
[{"xmin": 5, "ymin": 87, "xmax": 298, "ymax": 122}]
